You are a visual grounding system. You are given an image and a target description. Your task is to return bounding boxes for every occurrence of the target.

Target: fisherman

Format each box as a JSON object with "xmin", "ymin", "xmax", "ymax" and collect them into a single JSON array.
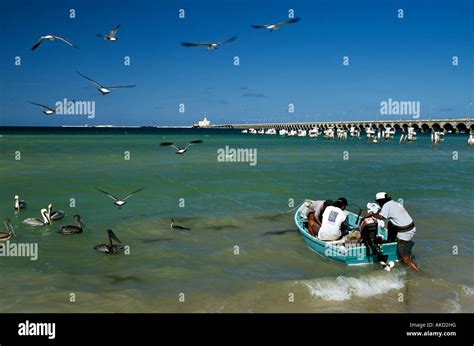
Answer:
[
  {"xmin": 306, "ymin": 200, "xmax": 333, "ymax": 237},
  {"xmin": 365, "ymin": 192, "xmax": 421, "ymax": 272},
  {"xmin": 318, "ymin": 197, "xmax": 350, "ymax": 241}
]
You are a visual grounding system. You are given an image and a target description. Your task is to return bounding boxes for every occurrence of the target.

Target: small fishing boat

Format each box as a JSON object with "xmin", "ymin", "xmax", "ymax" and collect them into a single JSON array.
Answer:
[
  {"xmin": 323, "ymin": 127, "xmax": 335, "ymax": 140},
  {"xmin": 308, "ymin": 128, "xmax": 319, "ymax": 138},
  {"xmin": 365, "ymin": 127, "xmax": 376, "ymax": 139},
  {"xmin": 294, "ymin": 204, "xmax": 398, "ymax": 266},
  {"xmin": 297, "ymin": 129, "xmax": 307, "ymax": 137},
  {"xmin": 467, "ymin": 131, "xmax": 474, "ymax": 145}
]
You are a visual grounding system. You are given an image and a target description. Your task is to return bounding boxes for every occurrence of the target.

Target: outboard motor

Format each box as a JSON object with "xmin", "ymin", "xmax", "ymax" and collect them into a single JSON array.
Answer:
[{"xmin": 359, "ymin": 217, "xmax": 388, "ymax": 264}]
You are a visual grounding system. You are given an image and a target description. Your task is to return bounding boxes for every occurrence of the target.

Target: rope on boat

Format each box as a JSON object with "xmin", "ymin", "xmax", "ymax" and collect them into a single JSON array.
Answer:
[
  {"xmin": 159, "ymin": 176, "xmax": 328, "ymax": 217},
  {"xmin": 278, "ymin": 200, "xmax": 306, "ymax": 214},
  {"xmin": 161, "ymin": 176, "xmax": 268, "ymax": 212}
]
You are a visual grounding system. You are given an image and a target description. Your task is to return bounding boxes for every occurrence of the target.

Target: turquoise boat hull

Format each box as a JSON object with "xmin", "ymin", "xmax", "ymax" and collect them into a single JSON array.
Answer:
[{"xmin": 295, "ymin": 204, "xmax": 399, "ymax": 266}]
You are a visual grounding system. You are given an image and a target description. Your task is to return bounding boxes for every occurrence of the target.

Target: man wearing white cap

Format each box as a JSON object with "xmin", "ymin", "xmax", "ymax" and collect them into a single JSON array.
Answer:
[{"xmin": 366, "ymin": 192, "xmax": 421, "ymax": 272}]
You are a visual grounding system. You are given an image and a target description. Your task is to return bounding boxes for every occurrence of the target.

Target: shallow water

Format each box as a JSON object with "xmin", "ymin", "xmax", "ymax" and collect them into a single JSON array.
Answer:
[{"xmin": 0, "ymin": 129, "xmax": 473, "ymax": 312}]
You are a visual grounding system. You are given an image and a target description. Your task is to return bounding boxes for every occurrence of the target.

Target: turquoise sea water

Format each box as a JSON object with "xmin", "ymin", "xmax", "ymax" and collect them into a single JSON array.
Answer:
[{"xmin": 0, "ymin": 129, "xmax": 473, "ymax": 312}]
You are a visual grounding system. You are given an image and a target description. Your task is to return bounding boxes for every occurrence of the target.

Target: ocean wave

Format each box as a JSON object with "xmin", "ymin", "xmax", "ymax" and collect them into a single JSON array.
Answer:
[
  {"xmin": 443, "ymin": 293, "xmax": 461, "ymax": 313},
  {"xmin": 300, "ymin": 271, "xmax": 406, "ymax": 301}
]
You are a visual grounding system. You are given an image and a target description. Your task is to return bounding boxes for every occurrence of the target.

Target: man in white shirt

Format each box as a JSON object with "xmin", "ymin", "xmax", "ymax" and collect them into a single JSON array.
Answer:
[
  {"xmin": 318, "ymin": 198, "xmax": 350, "ymax": 241},
  {"xmin": 306, "ymin": 200, "xmax": 333, "ymax": 237},
  {"xmin": 366, "ymin": 192, "xmax": 421, "ymax": 272}
]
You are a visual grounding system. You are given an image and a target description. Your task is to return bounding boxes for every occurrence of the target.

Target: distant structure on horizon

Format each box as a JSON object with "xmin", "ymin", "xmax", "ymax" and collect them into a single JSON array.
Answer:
[{"xmin": 194, "ymin": 117, "xmax": 211, "ymax": 128}]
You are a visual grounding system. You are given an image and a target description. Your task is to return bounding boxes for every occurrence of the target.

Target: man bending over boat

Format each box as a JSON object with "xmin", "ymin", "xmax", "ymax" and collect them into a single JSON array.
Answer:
[
  {"xmin": 318, "ymin": 198, "xmax": 350, "ymax": 241},
  {"xmin": 306, "ymin": 200, "xmax": 333, "ymax": 237},
  {"xmin": 365, "ymin": 192, "xmax": 421, "ymax": 272}
]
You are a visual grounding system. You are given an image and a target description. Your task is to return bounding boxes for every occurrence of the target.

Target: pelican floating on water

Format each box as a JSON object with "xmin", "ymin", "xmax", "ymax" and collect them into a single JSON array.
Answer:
[
  {"xmin": 160, "ymin": 140, "xmax": 203, "ymax": 154},
  {"xmin": 23, "ymin": 208, "xmax": 51, "ymax": 227},
  {"xmin": 0, "ymin": 219, "xmax": 16, "ymax": 241},
  {"xmin": 58, "ymin": 215, "xmax": 84, "ymax": 235},
  {"xmin": 77, "ymin": 71, "xmax": 136, "ymax": 95},
  {"xmin": 31, "ymin": 35, "xmax": 77, "ymax": 50},
  {"xmin": 48, "ymin": 204, "xmax": 65, "ymax": 220},
  {"xmin": 14, "ymin": 195, "xmax": 27, "ymax": 212},
  {"xmin": 95, "ymin": 187, "xmax": 144, "ymax": 208},
  {"xmin": 170, "ymin": 219, "xmax": 191, "ymax": 230},
  {"xmin": 29, "ymin": 102, "xmax": 56, "ymax": 115},
  {"xmin": 97, "ymin": 24, "xmax": 120, "ymax": 41},
  {"xmin": 251, "ymin": 17, "xmax": 301, "ymax": 31},
  {"xmin": 181, "ymin": 36, "xmax": 237, "ymax": 50},
  {"xmin": 94, "ymin": 229, "xmax": 125, "ymax": 254}
]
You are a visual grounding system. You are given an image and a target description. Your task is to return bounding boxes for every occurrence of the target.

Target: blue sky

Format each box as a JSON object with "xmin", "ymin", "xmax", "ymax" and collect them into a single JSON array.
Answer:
[{"xmin": 1, "ymin": 0, "xmax": 472, "ymax": 126}]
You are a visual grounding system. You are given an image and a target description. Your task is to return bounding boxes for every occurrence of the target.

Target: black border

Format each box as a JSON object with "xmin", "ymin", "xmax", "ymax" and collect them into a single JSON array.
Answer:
[{"xmin": 0, "ymin": 313, "xmax": 472, "ymax": 345}]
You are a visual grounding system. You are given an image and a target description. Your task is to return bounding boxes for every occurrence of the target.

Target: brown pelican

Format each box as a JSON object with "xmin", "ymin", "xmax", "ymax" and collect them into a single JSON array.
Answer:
[
  {"xmin": 95, "ymin": 187, "xmax": 144, "ymax": 208},
  {"xmin": 48, "ymin": 204, "xmax": 65, "ymax": 220},
  {"xmin": 94, "ymin": 230, "xmax": 125, "ymax": 254},
  {"xmin": 97, "ymin": 24, "xmax": 120, "ymax": 41},
  {"xmin": 77, "ymin": 71, "xmax": 136, "ymax": 95},
  {"xmin": 31, "ymin": 35, "xmax": 77, "ymax": 50},
  {"xmin": 14, "ymin": 195, "xmax": 27, "ymax": 212},
  {"xmin": 181, "ymin": 36, "xmax": 237, "ymax": 50},
  {"xmin": 251, "ymin": 17, "xmax": 301, "ymax": 31},
  {"xmin": 170, "ymin": 219, "xmax": 191, "ymax": 230},
  {"xmin": 23, "ymin": 208, "xmax": 51, "ymax": 227},
  {"xmin": 57, "ymin": 215, "xmax": 84, "ymax": 235},
  {"xmin": 160, "ymin": 140, "xmax": 203, "ymax": 154},
  {"xmin": 0, "ymin": 219, "xmax": 16, "ymax": 241},
  {"xmin": 29, "ymin": 102, "xmax": 56, "ymax": 115}
]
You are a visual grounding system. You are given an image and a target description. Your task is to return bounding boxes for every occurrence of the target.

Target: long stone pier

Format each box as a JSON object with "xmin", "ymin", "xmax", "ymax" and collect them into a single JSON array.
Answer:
[{"xmin": 213, "ymin": 118, "xmax": 473, "ymax": 133}]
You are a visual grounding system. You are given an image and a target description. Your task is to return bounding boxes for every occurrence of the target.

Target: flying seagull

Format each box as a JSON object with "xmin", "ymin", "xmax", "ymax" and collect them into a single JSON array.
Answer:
[
  {"xmin": 31, "ymin": 35, "xmax": 77, "ymax": 50},
  {"xmin": 181, "ymin": 36, "xmax": 237, "ymax": 50},
  {"xmin": 170, "ymin": 219, "xmax": 191, "ymax": 231},
  {"xmin": 97, "ymin": 24, "xmax": 121, "ymax": 41},
  {"xmin": 29, "ymin": 101, "xmax": 56, "ymax": 115},
  {"xmin": 251, "ymin": 17, "xmax": 301, "ymax": 31},
  {"xmin": 77, "ymin": 71, "xmax": 135, "ymax": 95},
  {"xmin": 95, "ymin": 187, "xmax": 144, "ymax": 208},
  {"xmin": 160, "ymin": 140, "xmax": 203, "ymax": 154}
]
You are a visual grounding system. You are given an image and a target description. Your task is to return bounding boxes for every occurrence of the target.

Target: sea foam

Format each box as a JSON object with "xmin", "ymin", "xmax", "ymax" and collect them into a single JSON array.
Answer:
[
  {"xmin": 461, "ymin": 285, "xmax": 474, "ymax": 296},
  {"xmin": 300, "ymin": 271, "xmax": 406, "ymax": 301}
]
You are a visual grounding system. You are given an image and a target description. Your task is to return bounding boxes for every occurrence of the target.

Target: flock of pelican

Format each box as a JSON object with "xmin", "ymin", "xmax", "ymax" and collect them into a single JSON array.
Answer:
[
  {"xmin": 9, "ymin": 192, "xmax": 123, "ymax": 253},
  {"xmin": 5, "ymin": 183, "xmax": 192, "ymax": 254},
  {"xmin": 5, "ymin": 139, "xmax": 202, "ymax": 245}
]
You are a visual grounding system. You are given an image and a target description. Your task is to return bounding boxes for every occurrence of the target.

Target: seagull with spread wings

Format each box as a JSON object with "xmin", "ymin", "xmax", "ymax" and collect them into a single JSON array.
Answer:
[
  {"xmin": 31, "ymin": 35, "xmax": 77, "ymax": 50},
  {"xmin": 160, "ymin": 140, "xmax": 203, "ymax": 155},
  {"xmin": 97, "ymin": 24, "xmax": 121, "ymax": 41},
  {"xmin": 251, "ymin": 17, "xmax": 301, "ymax": 31},
  {"xmin": 95, "ymin": 187, "xmax": 144, "ymax": 209},
  {"xmin": 77, "ymin": 71, "xmax": 135, "ymax": 95},
  {"xmin": 29, "ymin": 101, "xmax": 56, "ymax": 115},
  {"xmin": 181, "ymin": 36, "xmax": 237, "ymax": 50}
]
